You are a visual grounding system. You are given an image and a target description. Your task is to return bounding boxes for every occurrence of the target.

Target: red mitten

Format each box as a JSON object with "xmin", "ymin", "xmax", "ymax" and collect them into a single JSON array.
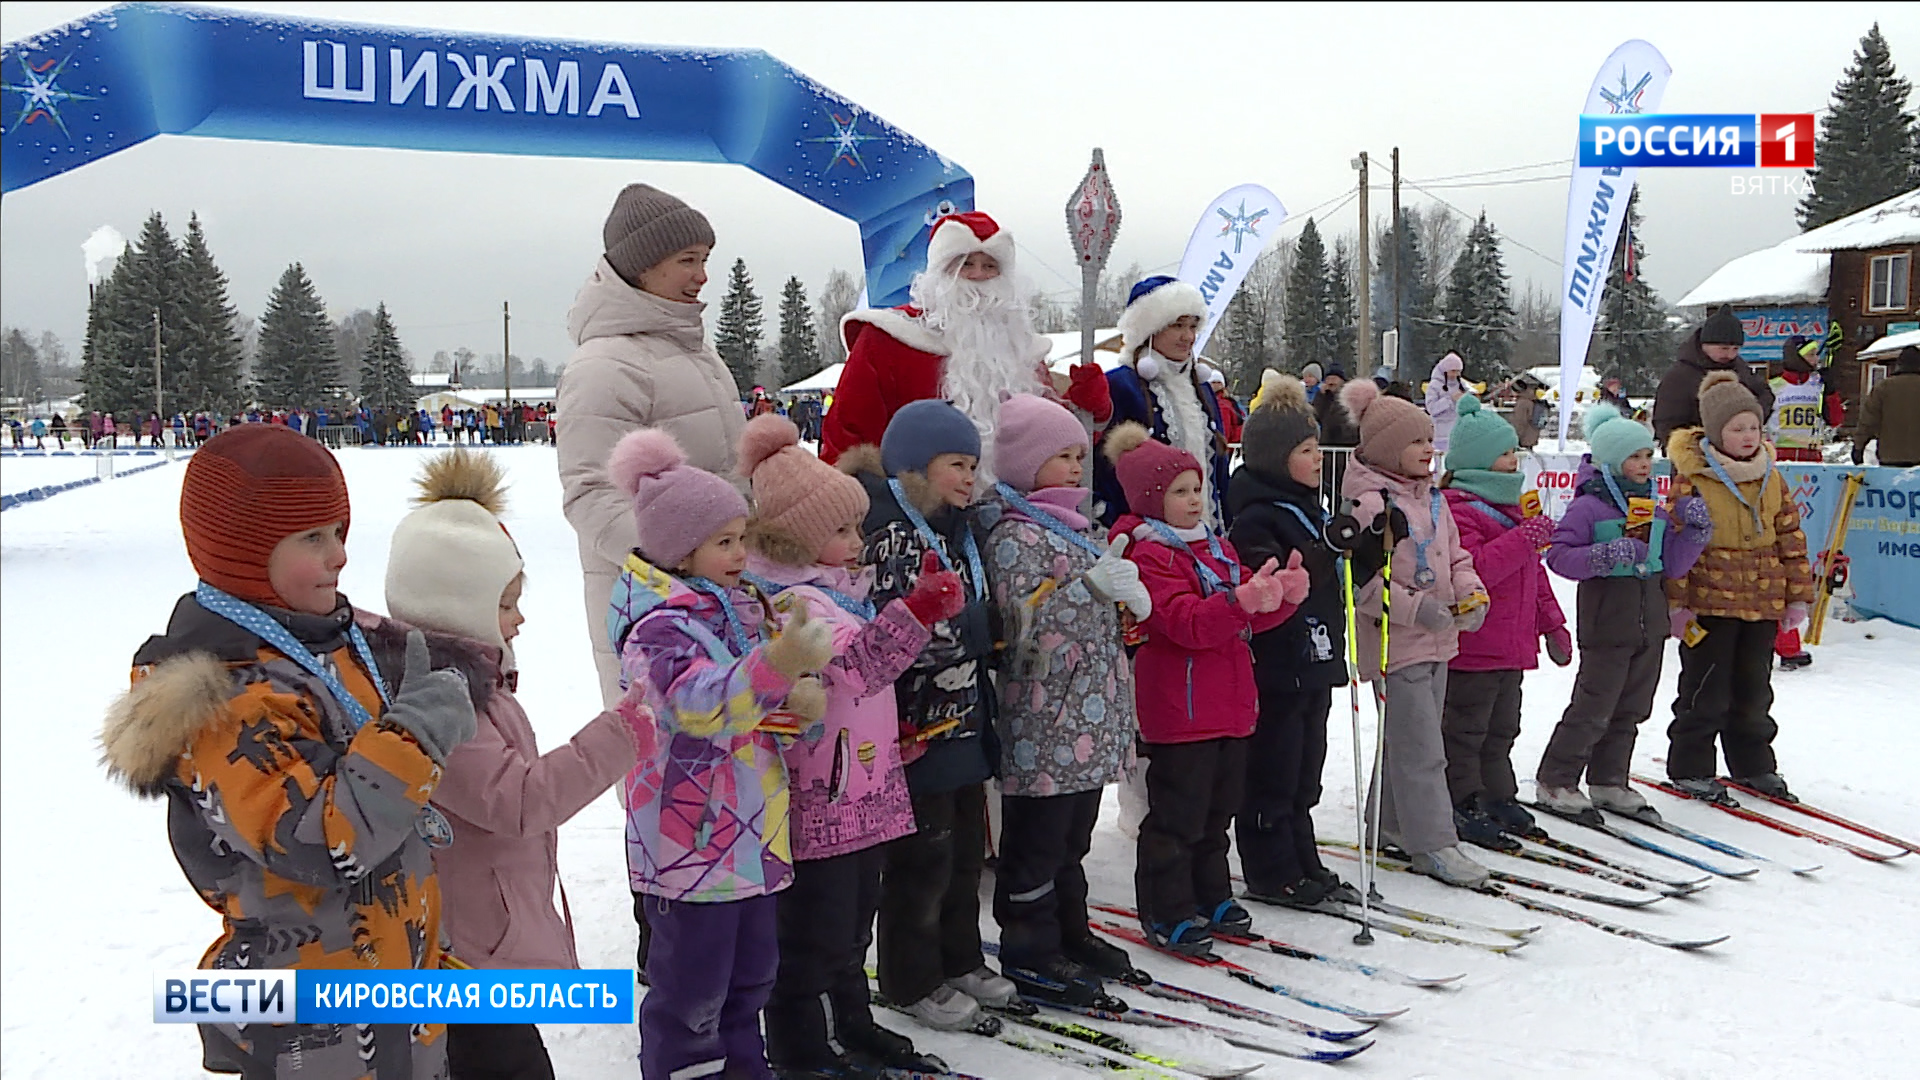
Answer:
[
  {"xmin": 903, "ymin": 549, "xmax": 966, "ymax": 626},
  {"xmin": 1517, "ymin": 514, "xmax": 1554, "ymax": 551},
  {"xmin": 615, "ymin": 679, "xmax": 658, "ymax": 760},
  {"xmin": 1275, "ymin": 550, "xmax": 1311, "ymax": 606},
  {"xmin": 1067, "ymin": 362, "xmax": 1114, "ymax": 424}
]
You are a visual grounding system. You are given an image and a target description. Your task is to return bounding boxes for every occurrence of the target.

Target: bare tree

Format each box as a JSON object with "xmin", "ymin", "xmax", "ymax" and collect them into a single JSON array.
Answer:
[{"xmin": 816, "ymin": 269, "xmax": 863, "ymax": 368}]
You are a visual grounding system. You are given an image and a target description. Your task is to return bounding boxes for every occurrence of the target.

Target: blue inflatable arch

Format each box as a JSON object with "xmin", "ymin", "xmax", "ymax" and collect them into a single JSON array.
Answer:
[{"xmin": 1, "ymin": 2, "xmax": 972, "ymax": 306}]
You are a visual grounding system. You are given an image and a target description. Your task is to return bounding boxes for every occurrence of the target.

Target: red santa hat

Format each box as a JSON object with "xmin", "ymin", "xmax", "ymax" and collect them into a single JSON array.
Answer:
[{"xmin": 924, "ymin": 211, "xmax": 1017, "ymax": 278}]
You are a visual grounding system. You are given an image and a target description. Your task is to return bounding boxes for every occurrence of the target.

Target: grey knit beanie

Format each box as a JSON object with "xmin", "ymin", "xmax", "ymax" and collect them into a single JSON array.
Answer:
[{"xmin": 603, "ymin": 184, "xmax": 716, "ymax": 286}]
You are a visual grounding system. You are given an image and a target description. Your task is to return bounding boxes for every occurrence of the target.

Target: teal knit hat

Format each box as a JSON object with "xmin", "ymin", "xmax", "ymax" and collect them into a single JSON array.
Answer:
[
  {"xmin": 1443, "ymin": 395, "xmax": 1517, "ymax": 472},
  {"xmin": 1584, "ymin": 402, "xmax": 1655, "ymax": 473}
]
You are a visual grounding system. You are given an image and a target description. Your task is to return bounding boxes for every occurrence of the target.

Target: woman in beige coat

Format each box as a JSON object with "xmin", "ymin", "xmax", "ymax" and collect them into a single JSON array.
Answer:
[{"xmin": 557, "ymin": 183, "xmax": 747, "ymax": 709}]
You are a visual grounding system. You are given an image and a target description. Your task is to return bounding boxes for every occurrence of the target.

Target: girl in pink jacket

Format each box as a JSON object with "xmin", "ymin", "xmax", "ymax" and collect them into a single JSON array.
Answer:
[
  {"xmin": 1436, "ymin": 396, "xmax": 1569, "ymax": 852},
  {"xmin": 1339, "ymin": 380, "xmax": 1491, "ymax": 889},
  {"xmin": 1105, "ymin": 422, "xmax": 1305, "ymax": 956},
  {"xmin": 735, "ymin": 415, "xmax": 966, "ymax": 1077},
  {"xmin": 384, "ymin": 449, "xmax": 645, "ymax": 1079}
]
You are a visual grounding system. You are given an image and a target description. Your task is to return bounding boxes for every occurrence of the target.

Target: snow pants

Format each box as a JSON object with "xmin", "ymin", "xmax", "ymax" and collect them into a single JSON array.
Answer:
[
  {"xmin": 1365, "ymin": 662, "xmax": 1458, "ymax": 856},
  {"xmin": 1668, "ymin": 616, "xmax": 1780, "ymax": 781},
  {"xmin": 994, "ymin": 789, "xmax": 1102, "ymax": 968},
  {"xmin": 1537, "ymin": 640, "xmax": 1663, "ymax": 789},
  {"xmin": 1235, "ymin": 685, "xmax": 1333, "ymax": 895},
  {"xmin": 765, "ymin": 846, "xmax": 886, "ymax": 1069},
  {"xmin": 876, "ymin": 782, "xmax": 987, "ymax": 1006},
  {"xmin": 639, "ymin": 893, "xmax": 778, "ymax": 1080},
  {"xmin": 446, "ymin": 1024, "xmax": 554, "ymax": 1080},
  {"xmin": 1441, "ymin": 669, "xmax": 1525, "ymax": 806},
  {"xmin": 1136, "ymin": 736, "xmax": 1249, "ymax": 928}
]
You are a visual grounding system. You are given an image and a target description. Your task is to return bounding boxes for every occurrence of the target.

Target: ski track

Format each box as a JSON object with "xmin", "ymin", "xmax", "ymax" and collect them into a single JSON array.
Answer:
[{"xmin": 2, "ymin": 446, "xmax": 1916, "ymax": 1078}]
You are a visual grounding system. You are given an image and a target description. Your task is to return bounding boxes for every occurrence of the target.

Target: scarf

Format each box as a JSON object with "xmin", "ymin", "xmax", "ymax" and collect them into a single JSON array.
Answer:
[
  {"xmin": 1144, "ymin": 348, "xmax": 1215, "ymax": 514},
  {"xmin": 1447, "ymin": 467, "xmax": 1525, "ymax": 507},
  {"xmin": 1009, "ymin": 486, "xmax": 1092, "ymax": 531}
]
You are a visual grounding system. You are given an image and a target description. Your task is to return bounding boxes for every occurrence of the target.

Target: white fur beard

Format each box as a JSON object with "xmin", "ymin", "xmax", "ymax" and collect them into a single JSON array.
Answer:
[{"xmin": 915, "ymin": 271, "xmax": 1043, "ymax": 484}]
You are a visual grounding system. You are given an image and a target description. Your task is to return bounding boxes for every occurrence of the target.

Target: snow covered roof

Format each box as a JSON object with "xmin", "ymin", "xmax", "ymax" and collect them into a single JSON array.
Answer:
[
  {"xmin": 1678, "ymin": 187, "xmax": 1920, "ymax": 308},
  {"xmin": 781, "ymin": 363, "xmax": 844, "ymax": 394},
  {"xmin": 1678, "ymin": 246, "xmax": 1831, "ymax": 307},
  {"xmin": 1793, "ymin": 187, "xmax": 1920, "ymax": 253},
  {"xmin": 411, "ymin": 372, "xmax": 458, "ymax": 388},
  {"xmin": 1861, "ymin": 327, "xmax": 1920, "ymax": 358},
  {"xmin": 1043, "ymin": 328, "xmax": 1123, "ymax": 366}
]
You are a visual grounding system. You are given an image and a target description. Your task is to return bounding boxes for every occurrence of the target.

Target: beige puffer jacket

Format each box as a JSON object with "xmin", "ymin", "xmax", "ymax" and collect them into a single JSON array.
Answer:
[{"xmin": 557, "ymin": 257, "xmax": 746, "ymax": 705}]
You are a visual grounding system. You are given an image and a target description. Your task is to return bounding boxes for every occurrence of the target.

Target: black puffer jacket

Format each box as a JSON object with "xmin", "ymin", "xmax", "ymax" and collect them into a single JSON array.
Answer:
[
  {"xmin": 1652, "ymin": 329, "xmax": 1775, "ymax": 450},
  {"xmin": 1226, "ymin": 466, "xmax": 1350, "ymax": 692}
]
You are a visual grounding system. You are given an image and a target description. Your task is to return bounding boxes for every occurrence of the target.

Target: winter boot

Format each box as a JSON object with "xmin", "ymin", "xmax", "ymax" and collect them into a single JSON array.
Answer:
[
  {"xmin": 773, "ymin": 1055, "xmax": 888, "ymax": 1080},
  {"xmin": 1668, "ymin": 777, "xmax": 1739, "ymax": 806},
  {"xmin": 1310, "ymin": 868, "xmax": 1364, "ymax": 906},
  {"xmin": 1142, "ymin": 915, "xmax": 1215, "ymax": 957},
  {"xmin": 1000, "ymin": 954, "xmax": 1111, "ymax": 1007},
  {"xmin": 1243, "ymin": 875, "xmax": 1333, "ymax": 912},
  {"xmin": 1481, "ymin": 795, "xmax": 1544, "ymax": 839},
  {"xmin": 1534, "ymin": 783, "xmax": 1604, "ymax": 827},
  {"xmin": 945, "ymin": 966, "xmax": 1019, "ymax": 1009},
  {"xmin": 1454, "ymin": 801, "xmax": 1523, "ymax": 853},
  {"xmin": 1733, "ymin": 773, "xmax": 1799, "ymax": 803},
  {"xmin": 1778, "ymin": 652, "xmax": 1813, "ymax": 671},
  {"xmin": 1203, "ymin": 899, "xmax": 1255, "ymax": 937},
  {"xmin": 1588, "ymin": 784, "xmax": 1657, "ymax": 819},
  {"xmin": 896, "ymin": 985, "xmax": 982, "ymax": 1032},
  {"xmin": 1409, "ymin": 845, "xmax": 1491, "ymax": 889},
  {"xmin": 1063, "ymin": 933, "xmax": 1150, "ymax": 985},
  {"xmin": 840, "ymin": 1023, "xmax": 948, "ymax": 1074}
]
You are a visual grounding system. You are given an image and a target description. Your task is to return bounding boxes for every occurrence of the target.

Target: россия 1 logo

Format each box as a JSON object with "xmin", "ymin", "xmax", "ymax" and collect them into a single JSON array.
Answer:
[{"xmin": 1578, "ymin": 114, "xmax": 1814, "ymax": 168}]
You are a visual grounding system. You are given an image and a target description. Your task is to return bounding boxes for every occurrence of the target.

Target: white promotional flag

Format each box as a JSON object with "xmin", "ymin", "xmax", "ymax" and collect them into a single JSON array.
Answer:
[
  {"xmin": 1177, "ymin": 184, "xmax": 1288, "ymax": 354},
  {"xmin": 1558, "ymin": 39, "xmax": 1672, "ymax": 448}
]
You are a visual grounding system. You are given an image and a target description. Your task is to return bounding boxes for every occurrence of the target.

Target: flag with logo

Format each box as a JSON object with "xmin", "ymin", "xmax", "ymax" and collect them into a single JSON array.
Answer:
[{"xmin": 1178, "ymin": 184, "xmax": 1288, "ymax": 354}]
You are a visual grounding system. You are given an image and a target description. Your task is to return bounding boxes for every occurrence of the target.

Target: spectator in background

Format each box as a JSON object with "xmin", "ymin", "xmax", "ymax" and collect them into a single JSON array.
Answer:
[
  {"xmin": 1426, "ymin": 352, "xmax": 1467, "ymax": 456},
  {"xmin": 1769, "ymin": 336, "xmax": 1845, "ymax": 464},
  {"xmin": 1300, "ymin": 363, "xmax": 1324, "ymax": 402},
  {"xmin": 50, "ymin": 412, "xmax": 68, "ymax": 448},
  {"xmin": 1852, "ymin": 345, "xmax": 1920, "ymax": 468},
  {"xmin": 1652, "ymin": 307, "xmax": 1774, "ymax": 451},
  {"xmin": 1210, "ymin": 369, "xmax": 1245, "ymax": 446}
]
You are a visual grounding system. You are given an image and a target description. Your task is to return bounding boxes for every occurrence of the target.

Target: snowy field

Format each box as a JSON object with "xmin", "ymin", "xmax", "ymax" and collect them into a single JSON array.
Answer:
[{"xmin": 3, "ymin": 444, "xmax": 1917, "ymax": 1079}]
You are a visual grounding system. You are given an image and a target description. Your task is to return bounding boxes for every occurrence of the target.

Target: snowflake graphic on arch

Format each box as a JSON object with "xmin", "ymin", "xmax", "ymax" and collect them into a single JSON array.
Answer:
[
  {"xmin": 806, "ymin": 109, "xmax": 878, "ymax": 174},
  {"xmin": 1215, "ymin": 199, "xmax": 1271, "ymax": 255},
  {"xmin": 3, "ymin": 52, "xmax": 98, "ymax": 139},
  {"xmin": 1599, "ymin": 67, "xmax": 1652, "ymax": 115}
]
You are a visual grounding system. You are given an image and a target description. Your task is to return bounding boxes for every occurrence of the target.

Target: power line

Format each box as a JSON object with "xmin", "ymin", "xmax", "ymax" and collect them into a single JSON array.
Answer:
[
  {"xmin": 1408, "ymin": 158, "xmax": 1573, "ymax": 184},
  {"xmin": 1400, "ymin": 179, "xmax": 1564, "ymax": 269}
]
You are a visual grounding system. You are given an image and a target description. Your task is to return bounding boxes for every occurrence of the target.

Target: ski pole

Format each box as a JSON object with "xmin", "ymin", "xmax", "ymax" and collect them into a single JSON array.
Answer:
[
  {"xmin": 1340, "ymin": 547, "xmax": 1369, "ymax": 943},
  {"xmin": 1360, "ymin": 512, "xmax": 1395, "ymax": 946}
]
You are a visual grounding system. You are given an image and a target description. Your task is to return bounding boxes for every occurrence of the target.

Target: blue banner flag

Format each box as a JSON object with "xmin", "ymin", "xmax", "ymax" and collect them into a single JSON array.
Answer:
[{"xmin": 2, "ymin": 3, "xmax": 970, "ymax": 305}]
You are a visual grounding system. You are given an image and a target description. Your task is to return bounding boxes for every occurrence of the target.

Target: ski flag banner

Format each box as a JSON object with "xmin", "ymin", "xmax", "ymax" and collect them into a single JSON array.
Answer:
[
  {"xmin": 0, "ymin": 3, "xmax": 970, "ymax": 307},
  {"xmin": 1558, "ymin": 39, "xmax": 1673, "ymax": 449},
  {"xmin": 1177, "ymin": 184, "xmax": 1288, "ymax": 354},
  {"xmin": 1777, "ymin": 463, "xmax": 1920, "ymax": 632},
  {"xmin": 153, "ymin": 969, "xmax": 635, "ymax": 1025}
]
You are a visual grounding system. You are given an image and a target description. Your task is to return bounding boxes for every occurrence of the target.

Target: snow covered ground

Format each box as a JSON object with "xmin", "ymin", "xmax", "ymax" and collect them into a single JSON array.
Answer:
[{"xmin": 3, "ymin": 444, "xmax": 1917, "ymax": 1079}]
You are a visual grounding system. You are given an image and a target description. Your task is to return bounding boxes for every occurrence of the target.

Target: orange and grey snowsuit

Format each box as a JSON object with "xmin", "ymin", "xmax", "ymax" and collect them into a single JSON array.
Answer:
[{"xmin": 103, "ymin": 594, "xmax": 457, "ymax": 1080}]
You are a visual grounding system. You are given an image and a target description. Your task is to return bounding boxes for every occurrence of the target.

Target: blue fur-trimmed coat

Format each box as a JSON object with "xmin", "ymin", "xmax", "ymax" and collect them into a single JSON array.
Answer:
[{"xmin": 1093, "ymin": 363, "xmax": 1234, "ymax": 528}]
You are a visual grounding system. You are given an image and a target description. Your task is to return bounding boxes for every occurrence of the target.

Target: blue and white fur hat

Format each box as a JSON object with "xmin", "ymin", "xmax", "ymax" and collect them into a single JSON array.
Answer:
[{"xmin": 1119, "ymin": 275, "xmax": 1210, "ymax": 381}]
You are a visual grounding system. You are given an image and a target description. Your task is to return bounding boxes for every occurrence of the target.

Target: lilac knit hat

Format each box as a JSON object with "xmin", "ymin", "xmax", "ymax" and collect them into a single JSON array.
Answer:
[
  {"xmin": 991, "ymin": 394, "xmax": 1091, "ymax": 493},
  {"xmin": 608, "ymin": 429, "xmax": 749, "ymax": 568}
]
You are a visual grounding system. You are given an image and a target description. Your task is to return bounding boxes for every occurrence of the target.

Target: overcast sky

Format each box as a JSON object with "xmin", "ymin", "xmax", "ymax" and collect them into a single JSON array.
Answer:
[{"xmin": 3, "ymin": 2, "xmax": 1915, "ymax": 372}]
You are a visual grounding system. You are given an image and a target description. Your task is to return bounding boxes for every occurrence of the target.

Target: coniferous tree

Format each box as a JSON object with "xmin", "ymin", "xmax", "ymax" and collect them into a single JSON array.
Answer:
[
  {"xmin": 254, "ymin": 263, "xmax": 343, "ymax": 409},
  {"xmin": 777, "ymin": 276, "xmax": 823, "ymax": 387},
  {"xmin": 714, "ymin": 258, "xmax": 765, "ymax": 392},
  {"xmin": 357, "ymin": 304, "xmax": 414, "ymax": 414},
  {"xmin": 174, "ymin": 213, "xmax": 247, "ymax": 414},
  {"xmin": 100, "ymin": 212, "xmax": 187, "ymax": 420},
  {"xmin": 1284, "ymin": 218, "xmax": 1332, "ymax": 373},
  {"xmin": 1593, "ymin": 191, "xmax": 1671, "ymax": 394},
  {"xmin": 1373, "ymin": 209, "xmax": 1436, "ymax": 379},
  {"xmin": 1218, "ymin": 284, "xmax": 1267, "ymax": 397},
  {"xmin": 1327, "ymin": 239, "xmax": 1357, "ymax": 372},
  {"xmin": 1438, "ymin": 212, "xmax": 1517, "ymax": 383},
  {"xmin": 1799, "ymin": 25, "xmax": 1918, "ymax": 229}
]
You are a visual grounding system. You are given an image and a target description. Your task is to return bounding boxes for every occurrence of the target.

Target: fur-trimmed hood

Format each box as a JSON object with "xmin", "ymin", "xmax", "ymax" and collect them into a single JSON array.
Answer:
[
  {"xmin": 102, "ymin": 604, "xmax": 497, "ymax": 798},
  {"xmin": 838, "ymin": 443, "xmax": 955, "ymax": 520},
  {"xmin": 841, "ymin": 305, "xmax": 948, "ymax": 357}
]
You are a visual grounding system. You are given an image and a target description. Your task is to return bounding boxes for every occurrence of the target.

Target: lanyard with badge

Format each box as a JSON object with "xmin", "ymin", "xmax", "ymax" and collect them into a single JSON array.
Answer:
[
  {"xmin": 1142, "ymin": 518, "xmax": 1241, "ymax": 597},
  {"xmin": 889, "ymin": 478, "xmax": 986, "ymax": 600},
  {"xmin": 741, "ymin": 571, "xmax": 876, "ymax": 622},
  {"xmin": 993, "ymin": 482, "xmax": 1106, "ymax": 560}
]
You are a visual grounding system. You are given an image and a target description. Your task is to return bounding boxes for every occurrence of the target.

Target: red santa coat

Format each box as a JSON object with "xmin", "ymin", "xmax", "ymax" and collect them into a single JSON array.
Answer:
[{"xmin": 820, "ymin": 307, "xmax": 952, "ymax": 464}]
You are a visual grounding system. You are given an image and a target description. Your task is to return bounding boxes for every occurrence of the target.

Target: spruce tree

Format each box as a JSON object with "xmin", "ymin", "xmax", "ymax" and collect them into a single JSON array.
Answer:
[
  {"xmin": 254, "ymin": 263, "xmax": 343, "ymax": 409},
  {"xmin": 174, "ymin": 213, "xmax": 247, "ymax": 414},
  {"xmin": 1327, "ymin": 239, "xmax": 1357, "ymax": 372},
  {"xmin": 1218, "ymin": 284, "xmax": 1267, "ymax": 397},
  {"xmin": 81, "ymin": 255, "xmax": 143, "ymax": 418},
  {"xmin": 1284, "ymin": 218, "xmax": 1331, "ymax": 371},
  {"xmin": 1373, "ymin": 209, "xmax": 1436, "ymax": 378},
  {"xmin": 1593, "ymin": 191, "xmax": 1671, "ymax": 394},
  {"xmin": 1438, "ymin": 212, "xmax": 1517, "ymax": 382},
  {"xmin": 714, "ymin": 258, "xmax": 764, "ymax": 392},
  {"xmin": 106, "ymin": 212, "xmax": 186, "ymax": 421},
  {"xmin": 777, "ymin": 276, "xmax": 823, "ymax": 387},
  {"xmin": 357, "ymin": 303, "xmax": 414, "ymax": 414},
  {"xmin": 1799, "ymin": 25, "xmax": 1918, "ymax": 229}
]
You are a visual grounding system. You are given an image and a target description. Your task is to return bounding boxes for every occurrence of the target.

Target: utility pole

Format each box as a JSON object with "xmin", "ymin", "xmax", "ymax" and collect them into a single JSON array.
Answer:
[
  {"xmin": 152, "ymin": 309, "xmax": 164, "ymax": 422},
  {"xmin": 1390, "ymin": 146, "xmax": 1402, "ymax": 382},
  {"xmin": 1354, "ymin": 153, "xmax": 1371, "ymax": 374}
]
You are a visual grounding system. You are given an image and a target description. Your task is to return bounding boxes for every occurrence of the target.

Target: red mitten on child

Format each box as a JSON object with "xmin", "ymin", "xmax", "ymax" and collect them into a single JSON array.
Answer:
[{"xmin": 903, "ymin": 549, "xmax": 967, "ymax": 626}]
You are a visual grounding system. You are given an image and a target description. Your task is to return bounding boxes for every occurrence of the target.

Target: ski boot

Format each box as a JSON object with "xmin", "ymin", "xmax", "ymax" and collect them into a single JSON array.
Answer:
[
  {"xmin": 1063, "ymin": 933, "xmax": 1152, "ymax": 986},
  {"xmin": 945, "ymin": 966, "xmax": 1019, "ymax": 1009},
  {"xmin": 772, "ymin": 1054, "xmax": 889, "ymax": 1080},
  {"xmin": 1535, "ymin": 783, "xmax": 1604, "ymax": 828},
  {"xmin": 893, "ymin": 985, "xmax": 982, "ymax": 1032},
  {"xmin": 1778, "ymin": 652, "xmax": 1813, "ymax": 671},
  {"xmin": 1001, "ymin": 954, "xmax": 1126, "ymax": 1010},
  {"xmin": 1733, "ymin": 773, "xmax": 1799, "ymax": 803},
  {"xmin": 1203, "ymin": 898, "xmax": 1255, "ymax": 937},
  {"xmin": 1409, "ymin": 845, "xmax": 1491, "ymax": 889},
  {"xmin": 1310, "ymin": 867, "xmax": 1364, "ymax": 906},
  {"xmin": 1243, "ymin": 875, "xmax": 1338, "ymax": 913},
  {"xmin": 840, "ymin": 1023, "xmax": 950, "ymax": 1076},
  {"xmin": 1589, "ymin": 784, "xmax": 1660, "ymax": 821},
  {"xmin": 1454, "ymin": 802, "xmax": 1523, "ymax": 853},
  {"xmin": 1142, "ymin": 915, "xmax": 1215, "ymax": 958},
  {"xmin": 1668, "ymin": 777, "xmax": 1739, "ymax": 806},
  {"xmin": 1481, "ymin": 795, "xmax": 1546, "ymax": 840}
]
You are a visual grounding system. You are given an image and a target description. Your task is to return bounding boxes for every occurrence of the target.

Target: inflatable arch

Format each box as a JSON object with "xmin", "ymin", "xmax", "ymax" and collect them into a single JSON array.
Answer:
[{"xmin": 2, "ymin": 3, "xmax": 973, "ymax": 305}]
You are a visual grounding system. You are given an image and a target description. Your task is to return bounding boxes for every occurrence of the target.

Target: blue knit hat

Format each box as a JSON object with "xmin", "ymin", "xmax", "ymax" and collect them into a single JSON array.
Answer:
[
  {"xmin": 1443, "ymin": 395, "xmax": 1517, "ymax": 472},
  {"xmin": 1584, "ymin": 402, "xmax": 1655, "ymax": 473},
  {"xmin": 881, "ymin": 399, "xmax": 981, "ymax": 475}
]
